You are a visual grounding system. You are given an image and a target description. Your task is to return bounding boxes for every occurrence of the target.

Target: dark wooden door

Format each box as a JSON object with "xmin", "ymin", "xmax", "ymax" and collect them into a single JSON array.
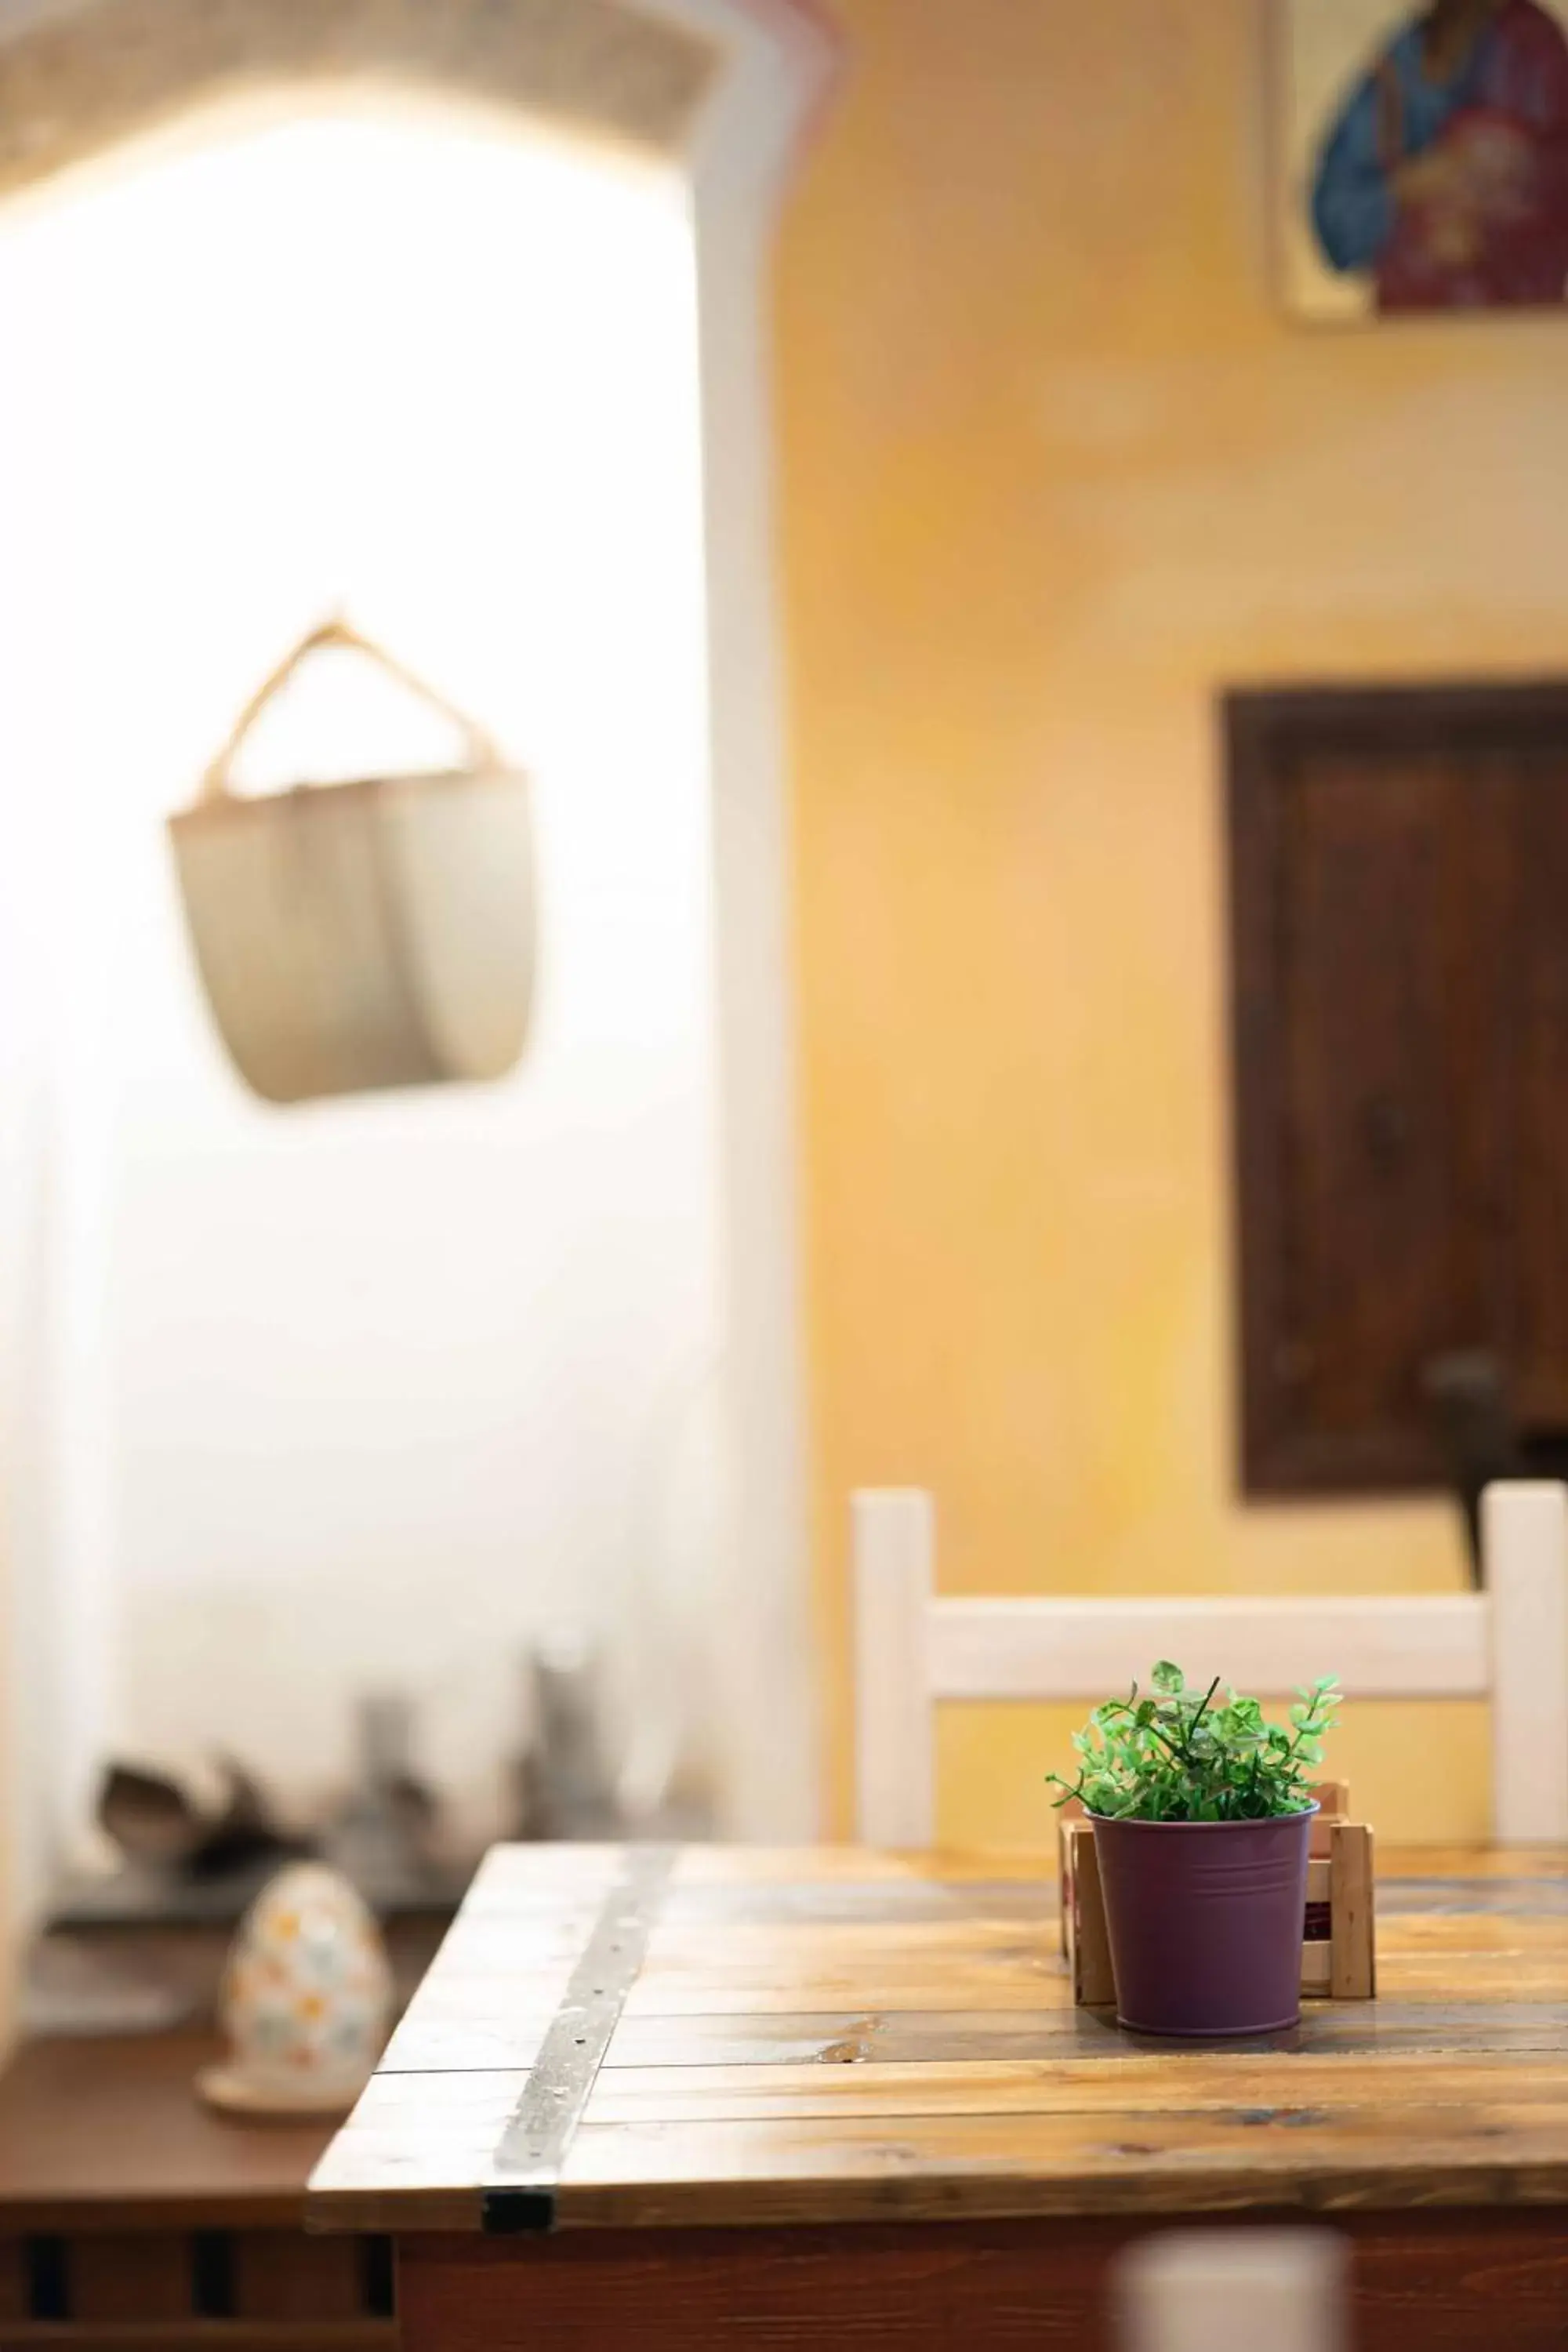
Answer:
[{"xmin": 1228, "ymin": 684, "xmax": 1568, "ymax": 1495}]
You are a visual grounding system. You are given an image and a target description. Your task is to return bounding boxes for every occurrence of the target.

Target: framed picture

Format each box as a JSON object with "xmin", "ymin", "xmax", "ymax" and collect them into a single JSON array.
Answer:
[{"xmin": 1278, "ymin": 1, "xmax": 1568, "ymax": 319}]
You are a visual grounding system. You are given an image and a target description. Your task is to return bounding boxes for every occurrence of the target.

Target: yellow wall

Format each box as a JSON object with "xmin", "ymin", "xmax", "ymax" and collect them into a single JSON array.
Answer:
[{"xmin": 775, "ymin": 0, "xmax": 1568, "ymax": 1845}]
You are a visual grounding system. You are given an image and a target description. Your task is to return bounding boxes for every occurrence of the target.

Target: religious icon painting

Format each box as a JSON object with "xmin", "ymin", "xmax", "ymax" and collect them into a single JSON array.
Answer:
[{"xmin": 1278, "ymin": 1, "xmax": 1568, "ymax": 318}]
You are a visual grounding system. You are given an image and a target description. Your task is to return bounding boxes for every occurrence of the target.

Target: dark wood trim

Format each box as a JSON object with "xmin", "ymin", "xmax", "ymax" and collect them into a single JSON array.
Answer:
[
  {"xmin": 0, "ymin": 2328, "xmax": 393, "ymax": 2349},
  {"xmin": 1224, "ymin": 677, "xmax": 1568, "ymax": 1499},
  {"xmin": 0, "ymin": 2034, "xmax": 400, "ymax": 2345},
  {"xmin": 1228, "ymin": 677, "xmax": 1568, "ymax": 743},
  {"xmin": 398, "ymin": 2210, "xmax": 1568, "ymax": 2352},
  {"xmin": 1225, "ymin": 691, "xmax": 1291, "ymax": 1496}
]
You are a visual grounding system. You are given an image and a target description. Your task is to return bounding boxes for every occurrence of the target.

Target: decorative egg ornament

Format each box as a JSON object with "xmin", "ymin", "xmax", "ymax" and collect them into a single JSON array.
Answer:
[{"xmin": 198, "ymin": 1863, "xmax": 394, "ymax": 2119}]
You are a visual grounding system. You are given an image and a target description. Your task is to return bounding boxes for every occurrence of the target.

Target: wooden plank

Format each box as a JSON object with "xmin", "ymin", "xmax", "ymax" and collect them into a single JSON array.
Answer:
[
  {"xmin": 644, "ymin": 1920, "xmax": 1062, "ymax": 1960},
  {"xmin": 71, "ymin": 2233, "xmax": 192, "ymax": 2321},
  {"xmin": 1374, "ymin": 1847, "xmax": 1568, "ymax": 1879},
  {"xmin": 670, "ymin": 1848, "xmax": 962, "ymax": 1886},
  {"xmin": 1056, "ymin": 1805, "xmax": 1078, "ymax": 1956},
  {"xmin": 557, "ymin": 2100, "xmax": 1568, "ymax": 2227},
  {"xmin": 621, "ymin": 1976, "xmax": 1070, "ymax": 2016},
  {"xmin": 1373, "ymin": 1913, "xmax": 1568, "ymax": 1951},
  {"xmin": 660, "ymin": 1882, "xmax": 1055, "ymax": 1926},
  {"xmin": 630, "ymin": 1961, "xmax": 1069, "ymax": 1998},
  {"xmin": 232, "ymin": 2230, "xmax": 367, "ymax": 2321},
  {"xmin": 669, "ymin": 1848, "xmax": 1062, "ymax": 1886},
  {"xmin": 1330, "ymin": 1825, "xmax": 1375, "ymax": 2000},
  {"xmin": 464, "ymin": 1846, "xmax": 626, "ymax": 1896},
  {"xmin": 633, "ymin": 1951, "xmax": 1070, "ymax": 2002},
  {"xmin": 397, "ymin": 2212, "xmax": 1568, "ymax": 2352},
  {"xmin": 0, "ymin": 2237, "xmax": 27, "ymax": 2321},
  {"xmin": 928, "ymin": 1592, "xmax": 1490, "ymax": 1700},
  {"xmin": 602, "ymin": 2001, "xmax": 1568, "ymax": 2067},
  {"xmin": 1377, "ymin": 1877, "xmax": 1568, "ymax": 1915},
  {"xmin": 382, "ymin": 1922, "xmax": 577, "ymax": 1998},
  {"xmin": 582, "ymin": 2054, "xmax": 1568, "ymax": 2124},
  {"xmin": 608, "ymin": 1998, "xmax": 1568, "ymax": 2066},
  {"xmin": 0, "ymin": 2329, "xmax": 392, "ymax": 2350},
  {"xmin": 851, "ymin": 1490, "xmax": 936, "ymax": 1846},
  {"xmin": 1383, "ymin": 1915, "xmax": 1568, "ymax": 1958},
  {"xmin": 1372, "ymin": 1952, "xmax": 1568, "ymax": 1996},
  {"xmin": 310, "ymin": 2074, "xmax": 523, "ymax": 2234},
  {"xmin": 1065, "ymin": 1824, "xmax": 1114, "ymax": 2008},
  {"xmin": 1484, "ymin": 1482, "xmax": 1568, "ymax": 1843},
  {"xmin": 379, "ymin": 1994, "xmax": 554, "ymax": 2077},
  {"xmin": 1300, "ymin": 1944, "xmax": 1332, "ymax": 1995}
]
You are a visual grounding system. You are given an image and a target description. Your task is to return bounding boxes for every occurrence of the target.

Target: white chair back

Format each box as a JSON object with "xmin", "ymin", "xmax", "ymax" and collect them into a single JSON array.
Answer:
[
  {"xmin": 1114, "ymin": 2230, "xmax": 1346, "ymax": 2352},
  {"xmin": 852, "ymin": 1482, "xmax": 1568, "ymax": 1846}
]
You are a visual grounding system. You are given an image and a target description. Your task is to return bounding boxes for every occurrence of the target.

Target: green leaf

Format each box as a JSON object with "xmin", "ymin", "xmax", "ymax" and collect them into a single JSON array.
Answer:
[{"xmin": 1062, "ymin": 1659, "xmax": 1338, "ymax": 1823}]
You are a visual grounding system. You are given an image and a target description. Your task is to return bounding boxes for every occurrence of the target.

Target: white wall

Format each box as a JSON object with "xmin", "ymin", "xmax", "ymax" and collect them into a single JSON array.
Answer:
[{"xmin": 0, "ymin": 105, "xmax": 720, "ymax": 1871}]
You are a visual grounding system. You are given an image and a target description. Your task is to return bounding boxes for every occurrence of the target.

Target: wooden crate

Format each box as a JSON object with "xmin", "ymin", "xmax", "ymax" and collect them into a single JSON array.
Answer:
[{"xmin": 1060, "ymin": 1780, "xmax": 1376, "ymax": 2008}]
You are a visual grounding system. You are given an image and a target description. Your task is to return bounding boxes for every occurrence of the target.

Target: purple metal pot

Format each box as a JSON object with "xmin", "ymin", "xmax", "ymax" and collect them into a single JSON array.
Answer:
[{"xmin": 1091, "ymin": 1806, "xmax": 1316, "ymax": 2038}]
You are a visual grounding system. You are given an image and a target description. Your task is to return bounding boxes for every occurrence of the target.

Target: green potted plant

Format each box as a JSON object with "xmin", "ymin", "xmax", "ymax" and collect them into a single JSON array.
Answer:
[{"xmin": 1049, "ymin": 1662, "xmax": 1340, "ymax": 2038}]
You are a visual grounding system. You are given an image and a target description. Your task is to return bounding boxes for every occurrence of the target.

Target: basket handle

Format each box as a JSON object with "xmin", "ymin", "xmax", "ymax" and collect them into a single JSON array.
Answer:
[{"xmin": 199, "ymin": 618, "xmax": 504, "ymax": 804}]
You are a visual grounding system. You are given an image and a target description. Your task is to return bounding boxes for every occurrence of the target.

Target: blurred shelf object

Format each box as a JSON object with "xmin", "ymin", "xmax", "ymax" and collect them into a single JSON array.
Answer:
[
  {"xmin": 511, "ymin": 1631, "xmax": 717, "ymax": 1844},
  {"xmin": 46, "ymin": 1839, "xmax": 473, "ymax": 1936},
  {"xmin": 74, "ymin": 1700, "xmax": 469, "ymax": 1944},
  {"xmin": 328, "ymin": 1692, "xmax": 448, "ymax": 1890},
  {"xmin": 513, "ymin": 1635, "xmax": 622, "ymax": 1842},
  {"xmin": 20, "ymin": 1937, "xmax": 198, "ymax": 2040},
  {"xmin": 98, "ymin": 1755, "xmax": 303, "ymax": 1881},
  {"xmin": 24, "ymin": 1901, "xmax": 453, "ymax": 2046}
]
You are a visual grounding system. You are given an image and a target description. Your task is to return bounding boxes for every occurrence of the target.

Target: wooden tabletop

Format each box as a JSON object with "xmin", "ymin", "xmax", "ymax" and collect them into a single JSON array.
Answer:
[
  {"xmin": 309, "ymin": 1842, "xmax": 1568, "ymax": 2237},
  {"xmin": 0, "ymin": 2033, "xmax": 342, "ymax": 2233}
]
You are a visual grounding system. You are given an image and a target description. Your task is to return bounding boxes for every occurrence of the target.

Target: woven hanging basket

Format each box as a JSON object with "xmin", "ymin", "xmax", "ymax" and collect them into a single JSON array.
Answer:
[{"xmin": 169, "ymin": 621, "xmax": 535, "ymax": 1105}]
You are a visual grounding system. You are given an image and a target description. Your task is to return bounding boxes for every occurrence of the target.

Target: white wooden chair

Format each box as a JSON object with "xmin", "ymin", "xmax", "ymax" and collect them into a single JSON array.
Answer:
[
  {"xmin": 852, "ymin": 1482, "xmax": 1568, "ymax": 1846},
  {"xmin": 1114, "ymin": 2230, "xmax": 1346, "ymax": 2352}
]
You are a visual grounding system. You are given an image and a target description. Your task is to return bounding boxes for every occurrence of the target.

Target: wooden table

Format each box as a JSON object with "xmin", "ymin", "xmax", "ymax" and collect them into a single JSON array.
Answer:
[
  {"xmin": 0, "ymin": 2033, "xmax": 397, "ymax": 2347},
  {"xmin": 310, "ymin": 1843, "xmax": 1568, "ymax": 2350}
]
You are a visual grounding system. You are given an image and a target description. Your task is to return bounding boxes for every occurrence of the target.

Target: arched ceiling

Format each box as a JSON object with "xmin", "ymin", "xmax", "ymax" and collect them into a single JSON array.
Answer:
[{"xmin": 0, "ymin": 0, "xmax": 723, "ymax": 193}]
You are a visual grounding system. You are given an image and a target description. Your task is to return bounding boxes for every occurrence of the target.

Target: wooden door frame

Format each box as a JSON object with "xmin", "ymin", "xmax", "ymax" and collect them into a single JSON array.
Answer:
[
  {"xmin": 679, "ymin": 0, "xmax": 836, "ymax": 1835},
  {"xmin": 1226, "ymin": 677, "xmax": 1568, "ymax": 1499}
]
